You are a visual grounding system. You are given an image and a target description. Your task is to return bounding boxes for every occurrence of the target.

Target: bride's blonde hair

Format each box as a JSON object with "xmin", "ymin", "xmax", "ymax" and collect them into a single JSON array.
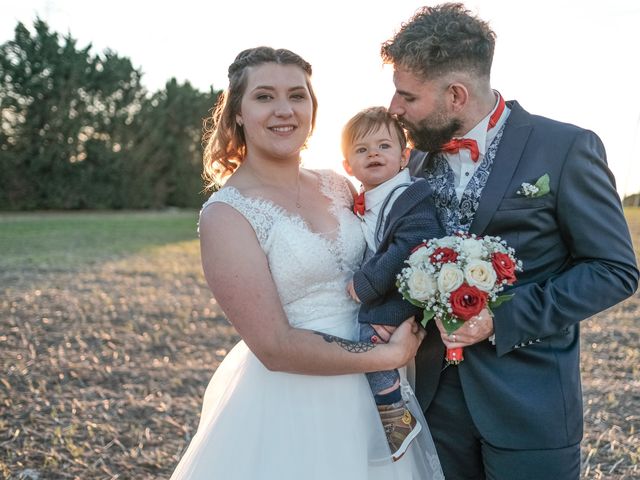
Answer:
[{"xmin": 202, "ymin": 47, "xmax": 318, "ymax": 190}]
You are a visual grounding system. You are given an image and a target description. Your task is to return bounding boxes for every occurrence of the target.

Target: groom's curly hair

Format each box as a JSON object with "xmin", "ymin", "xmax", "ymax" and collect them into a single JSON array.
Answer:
[{"xmin": 381, "ymin": 3, "xmax": 496, "ymax": 80}]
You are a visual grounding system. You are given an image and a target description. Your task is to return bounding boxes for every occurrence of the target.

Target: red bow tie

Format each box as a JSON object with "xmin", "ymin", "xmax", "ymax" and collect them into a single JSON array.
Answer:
[
  {"xmin": 353, "ymin": 192, "xmax": 365, "ymax": 216},
  {"xmin": 440, "ymin": 138, "xmax": 480, "ymax": 162},
  {"xmin": 439, "ymin": 92, "xmax": 506, "ymax": 162}
]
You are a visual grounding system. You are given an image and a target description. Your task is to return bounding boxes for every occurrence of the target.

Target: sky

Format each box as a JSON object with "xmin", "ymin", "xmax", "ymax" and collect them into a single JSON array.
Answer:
[{"xmin": 2, "ymin": 0, "xmax": 639, "ymax": 197}]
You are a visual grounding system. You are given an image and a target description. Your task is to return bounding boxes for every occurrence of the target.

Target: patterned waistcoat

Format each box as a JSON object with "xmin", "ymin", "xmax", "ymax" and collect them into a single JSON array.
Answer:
[{"xmin": 424, "ymin": 126, "xmax": 505, "ymax": 235}]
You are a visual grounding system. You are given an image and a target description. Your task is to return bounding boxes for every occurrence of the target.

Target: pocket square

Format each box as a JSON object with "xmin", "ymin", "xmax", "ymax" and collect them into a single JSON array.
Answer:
[{"xmin": 517, "ymin": 173, "xmax": 550, "ymax": 198}]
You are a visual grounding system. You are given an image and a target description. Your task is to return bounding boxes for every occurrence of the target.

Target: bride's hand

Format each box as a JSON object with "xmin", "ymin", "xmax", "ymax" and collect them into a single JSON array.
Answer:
[{"xmin": 385, "ymin": 317, "xmax": 426, "ymax": 368}]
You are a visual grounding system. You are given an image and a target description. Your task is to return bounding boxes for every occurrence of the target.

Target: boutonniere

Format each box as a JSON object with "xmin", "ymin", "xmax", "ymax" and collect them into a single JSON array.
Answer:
[{"xmin": 517, "ymin": 173, "xmax": 550, "ymax": 198}]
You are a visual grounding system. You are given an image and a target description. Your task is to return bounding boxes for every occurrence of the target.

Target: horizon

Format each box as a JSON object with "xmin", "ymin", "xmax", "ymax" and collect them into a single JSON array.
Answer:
[{"xmin": 2, "ymin": 0, "xmax": 639, "ymax": 197}]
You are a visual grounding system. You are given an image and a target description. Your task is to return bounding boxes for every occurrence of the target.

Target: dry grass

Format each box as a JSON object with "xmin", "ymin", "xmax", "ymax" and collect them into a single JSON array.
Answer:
[
  {"xmin": 0, "ymin": 209, "xmax": 639, "ymax": 479},
  {"xmin": 1, "ymin": 212, "xmax": 238, "ymax": 479},
  {"xmin": 580, "ymin": 207, "xmax": 640, "ymax": 479}
]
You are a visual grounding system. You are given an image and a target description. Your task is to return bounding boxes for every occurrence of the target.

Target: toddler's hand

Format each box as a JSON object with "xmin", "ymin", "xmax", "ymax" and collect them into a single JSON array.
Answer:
[
  {"xmin": 346, "ymin": 280, "xmax": 360, "ymax": 303},
  {"xmin": 371, "ymin": 324, "xmax": 397, "ymax": 344}
]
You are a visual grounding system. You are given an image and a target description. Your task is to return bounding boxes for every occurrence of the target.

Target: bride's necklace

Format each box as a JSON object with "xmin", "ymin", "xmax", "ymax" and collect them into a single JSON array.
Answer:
[{"xmin": 294, "ymin": 181, "xmax": 302, "ymax": 208}]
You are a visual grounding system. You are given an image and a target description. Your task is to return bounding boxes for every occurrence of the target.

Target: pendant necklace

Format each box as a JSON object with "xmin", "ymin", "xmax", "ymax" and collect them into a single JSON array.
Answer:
[{"xmin": 294, "ymin": 171, "xmax": 302, "ymax": 208}]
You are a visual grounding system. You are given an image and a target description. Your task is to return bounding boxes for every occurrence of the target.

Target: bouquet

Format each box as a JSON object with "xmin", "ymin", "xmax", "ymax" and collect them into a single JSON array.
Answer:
[{"xmin": 397, "ymin": 233, "xmax": 522, "ymax": 364}]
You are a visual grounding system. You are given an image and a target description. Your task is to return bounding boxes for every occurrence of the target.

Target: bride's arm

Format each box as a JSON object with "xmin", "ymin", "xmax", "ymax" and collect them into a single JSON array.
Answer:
[{"xmin": 199, "ymin": 203, "xmax": 424, "ymax": 375}]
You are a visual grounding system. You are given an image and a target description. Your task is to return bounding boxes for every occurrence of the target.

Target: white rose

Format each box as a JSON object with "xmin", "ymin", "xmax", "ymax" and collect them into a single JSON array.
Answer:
[
  {"xmin": 407, "ymin": 269, "xmax": 437, "ymax": 301},
  {"xmin": 437, "ymin": 263, "xmax": 464, "ymax": 294},
  {"xmin": 464, "ymin": 259, "xmax": 497, "ymax": 292},
  {"xmin": 407, "ymin": 246, "xmax": 430, "ymax": 268},
  {"xmin": 434, "ymin": 235, "xmax": 458, "ymax": 248},
  {"xmin": 461, "ymin": 238, "xmax": 484, "ymax": 259}
]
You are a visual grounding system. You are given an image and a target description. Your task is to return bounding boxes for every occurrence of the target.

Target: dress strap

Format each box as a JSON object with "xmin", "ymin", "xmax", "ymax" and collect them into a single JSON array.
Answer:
[
  {"xmin": 200, "ymin": 187, "xmax": 279, "ymax": 248},
  {"xmin": 316, "ymin": 169, "xmax": 354, "ymax": 213}
]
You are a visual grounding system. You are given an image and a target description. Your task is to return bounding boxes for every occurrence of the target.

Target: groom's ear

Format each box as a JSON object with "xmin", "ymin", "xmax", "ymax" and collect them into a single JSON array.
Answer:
[
  {"xmin": 342, "ymin": 159, "xmax": 354, "ymax": 176},
  {"xmin": 448, "ymin": 83, "xmax": 469, "ymax": 113}
]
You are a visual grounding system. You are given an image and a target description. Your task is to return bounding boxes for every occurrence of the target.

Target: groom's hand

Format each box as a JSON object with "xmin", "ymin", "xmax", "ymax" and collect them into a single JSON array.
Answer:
[{"xmin": 437, "ymin": 309, "xmax": 494, "ymax": 348}]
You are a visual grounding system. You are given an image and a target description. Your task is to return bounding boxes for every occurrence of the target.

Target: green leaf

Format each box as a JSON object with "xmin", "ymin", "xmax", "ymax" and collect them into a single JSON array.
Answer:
[
  {"xmin": 441, "ymin": 315, "xmax": 462, "ymax": 335},
  {"xmin": 490, "ymin": 293, "xmax": 515, "ymax": 309},
  {"xmin": 534, "ymin": 173, "xmax": 550, "ymax": 197},
  {"xmin": 420, "ymin": 310, "xmax": 435, "ymax": 328},
  {"xmin": 406, "ymin": 297, "xmax": 426, "ymax": 308}
]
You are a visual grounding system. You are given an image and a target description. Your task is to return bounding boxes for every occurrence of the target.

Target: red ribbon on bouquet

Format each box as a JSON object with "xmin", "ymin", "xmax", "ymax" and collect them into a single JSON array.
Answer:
[{"xmin": 446, "ymin": 347, "xmax": 464, "ymax": 364}]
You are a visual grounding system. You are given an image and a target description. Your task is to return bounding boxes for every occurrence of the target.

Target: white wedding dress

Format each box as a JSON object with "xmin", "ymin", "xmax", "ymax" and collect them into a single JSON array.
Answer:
[{"xmin": 171, "ymin": 169, "xmax": 443, "ymax": 479}]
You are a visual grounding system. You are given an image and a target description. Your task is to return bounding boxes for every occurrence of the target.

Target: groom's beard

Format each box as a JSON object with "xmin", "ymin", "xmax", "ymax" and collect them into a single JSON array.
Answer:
[{"xmin": 402, "ymin": 116, "xmax": 462, "ymax": 153}]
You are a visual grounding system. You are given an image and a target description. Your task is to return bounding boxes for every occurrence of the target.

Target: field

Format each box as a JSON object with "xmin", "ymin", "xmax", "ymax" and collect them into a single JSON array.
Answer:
[{"xmin": 1, "ymin": 208, "xmax": 639, "ymax": 479}]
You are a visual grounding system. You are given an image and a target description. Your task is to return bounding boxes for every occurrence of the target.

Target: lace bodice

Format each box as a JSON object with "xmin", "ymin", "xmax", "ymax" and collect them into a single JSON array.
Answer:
[{"xmin": 200, "ymin": 169, "xmax": 366, "ymax": 338}]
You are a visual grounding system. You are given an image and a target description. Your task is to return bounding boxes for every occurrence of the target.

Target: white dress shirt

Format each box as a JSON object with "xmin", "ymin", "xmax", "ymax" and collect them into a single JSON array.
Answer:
[
  {"xmin": 361, "ymin": 169, "xmax": 412, "ymax": 252},
  {"xmin": 444, "ymin": 93, "xmax": 511, "ymax": 201}
]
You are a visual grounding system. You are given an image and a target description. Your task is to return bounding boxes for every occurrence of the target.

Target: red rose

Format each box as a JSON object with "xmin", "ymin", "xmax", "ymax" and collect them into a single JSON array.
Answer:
[
  {"xmin": 430, "ymin": 247, "xmax": 459, "ymax": 264},
  {"xmin": 449, "ymin": 284, "xmax": 488, "ymax": 320},
  {"xmin": 491, "ymin": 252, "xmax": 517, "ymax": 284}
]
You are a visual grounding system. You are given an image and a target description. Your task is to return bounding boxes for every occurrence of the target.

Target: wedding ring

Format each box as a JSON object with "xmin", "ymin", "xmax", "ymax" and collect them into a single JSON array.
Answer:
[{"xmin": 452, "ymin": 334, "xmax": 457, "ymax": 342}]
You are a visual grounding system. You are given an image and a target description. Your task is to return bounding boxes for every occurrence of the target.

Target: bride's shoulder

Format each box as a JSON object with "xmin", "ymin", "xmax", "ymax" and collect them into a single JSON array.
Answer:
[
  {"xmin": 307, "ymin": 168, "xmax": 355, "ymax": 201},
  {"xmin": 199, "ymin": 186, "xmax": 278, "ymax": 245},
  {"xmin": 200, "ymin": 185, "xmax": 242, "ymax": 216},
  {"xmin": 199, "ymin": 187, "xmax": 243, "ymax": 231}
]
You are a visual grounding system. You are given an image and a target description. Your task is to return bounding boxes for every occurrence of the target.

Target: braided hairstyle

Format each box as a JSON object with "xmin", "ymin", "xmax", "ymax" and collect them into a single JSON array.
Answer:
[{"xmin": 202, "ymin": 47, "xmax": 318, "ymax": 189}]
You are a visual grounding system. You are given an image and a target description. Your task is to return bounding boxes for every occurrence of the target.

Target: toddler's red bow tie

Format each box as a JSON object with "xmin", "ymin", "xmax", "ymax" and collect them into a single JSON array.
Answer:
[
  {"xmin": 440, "ymin": 138, "xmax": 480, "ymax": 162},
  {"xmin": 353, "ymin": 192, "xmax": 366, "ymax": 216}
]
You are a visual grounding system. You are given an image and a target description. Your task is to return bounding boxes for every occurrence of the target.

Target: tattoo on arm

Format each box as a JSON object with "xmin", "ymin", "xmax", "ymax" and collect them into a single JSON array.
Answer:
[{"xmin": 314, "ymin": 331, "xmax": 376, "ymax": 353}]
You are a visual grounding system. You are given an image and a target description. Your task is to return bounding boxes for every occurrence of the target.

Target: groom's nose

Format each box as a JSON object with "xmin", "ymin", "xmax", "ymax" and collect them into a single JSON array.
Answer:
[{"xmin": 389, "ymin": 93, "xmax": 404, "ymax": 116}]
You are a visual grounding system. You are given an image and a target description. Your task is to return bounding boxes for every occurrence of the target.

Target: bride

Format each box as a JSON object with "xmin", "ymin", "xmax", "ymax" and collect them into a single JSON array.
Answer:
[{"xmin": 170, "ymin": 46, "xmax": 443, "ymax": 479}]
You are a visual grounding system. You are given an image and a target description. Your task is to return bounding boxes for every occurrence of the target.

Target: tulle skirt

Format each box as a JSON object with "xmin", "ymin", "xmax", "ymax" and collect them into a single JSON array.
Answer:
[{"xmin": 171, "ymin": 341, "xmax": 443, "ymax": 479}]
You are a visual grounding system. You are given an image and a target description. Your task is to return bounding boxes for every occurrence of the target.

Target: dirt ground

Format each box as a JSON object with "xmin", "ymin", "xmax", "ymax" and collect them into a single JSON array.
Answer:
[{"xmin": 1, "ymin": 211, "xmax": 638, "ymax": 479}]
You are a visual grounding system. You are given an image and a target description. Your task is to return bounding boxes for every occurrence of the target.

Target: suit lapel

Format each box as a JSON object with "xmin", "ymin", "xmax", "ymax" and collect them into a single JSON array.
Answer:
[
  {"xmin": 408, "ymin": 149, "xmax": 429, "ymax": 176},
  {"xmin": 470, "ymin": 101, "xmax": 533, "ymax": 235}
]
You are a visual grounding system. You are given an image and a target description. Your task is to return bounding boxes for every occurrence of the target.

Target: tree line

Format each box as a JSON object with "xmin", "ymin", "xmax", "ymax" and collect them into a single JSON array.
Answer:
[{"xmin": 0, "ymin": 19, "xmax": 220, "ymax": 210}]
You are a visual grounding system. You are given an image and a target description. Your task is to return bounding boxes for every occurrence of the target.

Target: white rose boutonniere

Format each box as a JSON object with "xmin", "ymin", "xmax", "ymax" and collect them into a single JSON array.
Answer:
[{"xmin": 517, "ymin": 173, "xmax": 550, "ymax": 198}]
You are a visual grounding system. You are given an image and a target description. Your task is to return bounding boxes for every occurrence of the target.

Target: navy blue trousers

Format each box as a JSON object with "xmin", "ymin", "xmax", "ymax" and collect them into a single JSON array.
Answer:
[{"xmin": 425, "ymin": 365, "xmax": 581, "ymax": 480}]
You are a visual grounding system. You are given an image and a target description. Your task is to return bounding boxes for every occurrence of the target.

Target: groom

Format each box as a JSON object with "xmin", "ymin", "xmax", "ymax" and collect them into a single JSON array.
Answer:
[{"xmin": 380, "ymin": 3, "xmax": 639, "ymax": 479}]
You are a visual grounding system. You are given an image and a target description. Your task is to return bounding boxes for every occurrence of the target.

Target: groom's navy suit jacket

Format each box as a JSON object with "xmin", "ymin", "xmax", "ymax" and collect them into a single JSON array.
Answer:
[{"xmin": 412, "ymin": 101, "xmax": 639, "ymax": 450}]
